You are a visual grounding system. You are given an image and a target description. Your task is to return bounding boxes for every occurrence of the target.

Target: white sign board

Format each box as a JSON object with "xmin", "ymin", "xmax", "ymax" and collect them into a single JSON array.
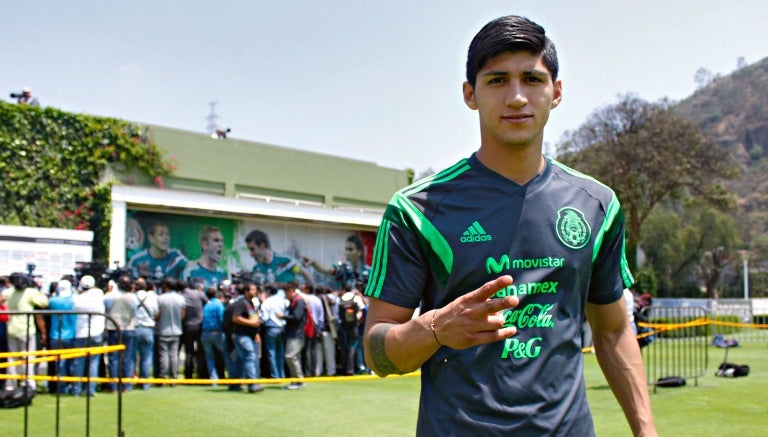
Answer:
[{"xmin": 0, "ymin": 225, "xmax": 93, "ymax": 292}]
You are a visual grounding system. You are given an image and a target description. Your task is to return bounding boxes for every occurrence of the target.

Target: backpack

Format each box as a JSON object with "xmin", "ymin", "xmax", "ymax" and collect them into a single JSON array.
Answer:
[
  {"xmin": 656, "ymin": 376, "xmax": 686, "ymax": 387},
  {"xmin": 0, "ymin": 387, "xmax": 35, "ymax": 409},
  {"xmin": 223, "ymin": 300, "xmax": 236, "ymax": 350},
  {"xmin": 338, "ymin": 295, "xmax": 359, "ymax": 329},
  {"xmin": 303, "ymin": 303, "xmax": 317, "ymax": 338},
  {"xmin": 0, "ymin": 303, "xmax": 9, "ymax": 323},
  {"xmin": 716, "ymin": 362, "xmax": 750, "ymax": 377},
  {"xmin": 292, "ymin": 295, "xmax": 317, "ymax": 339}
]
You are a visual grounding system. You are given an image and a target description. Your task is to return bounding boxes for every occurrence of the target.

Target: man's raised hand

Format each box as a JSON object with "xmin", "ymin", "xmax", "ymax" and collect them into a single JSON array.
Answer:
[{"xmin": 431, "ymin": 275, "xmax": 519, "ymax": 349}]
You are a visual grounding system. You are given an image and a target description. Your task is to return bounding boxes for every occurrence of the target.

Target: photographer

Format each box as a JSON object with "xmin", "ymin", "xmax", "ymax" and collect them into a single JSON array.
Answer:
[
  {"xmin": 10, "ymin": 87, "xmax": 40, "ymax": 106},
  {"xmin": 337, "ymin": 285, "xmax": 365, "ymax": 375}
]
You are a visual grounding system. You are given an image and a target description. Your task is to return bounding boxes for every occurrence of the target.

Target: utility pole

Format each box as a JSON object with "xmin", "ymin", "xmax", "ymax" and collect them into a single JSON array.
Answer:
[
  {"xmin": 743, "ymin": 257, "xmax": 749, "ymax": 300},
  {"xmin": 738, "ymin": 250, "xmax": 750, "ymax": 300}
]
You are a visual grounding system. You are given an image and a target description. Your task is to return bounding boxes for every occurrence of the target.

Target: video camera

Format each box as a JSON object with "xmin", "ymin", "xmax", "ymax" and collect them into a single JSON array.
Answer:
[
  {"xmin": 231, "ymin": 269, "xmax": 265, "ymax": 286},
  {"xmin": 74, "ymin": 261, "xmax": 132, "ymax": 288},
  {"xmin": 332, "ymin": 261, "xmax": 368, "ymax": 290}
]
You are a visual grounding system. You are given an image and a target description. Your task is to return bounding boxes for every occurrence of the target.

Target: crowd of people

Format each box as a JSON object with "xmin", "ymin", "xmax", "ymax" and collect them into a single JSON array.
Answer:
[{"xmin": 0, "ymin": 271, "xmax": 370, "ymax": 396}]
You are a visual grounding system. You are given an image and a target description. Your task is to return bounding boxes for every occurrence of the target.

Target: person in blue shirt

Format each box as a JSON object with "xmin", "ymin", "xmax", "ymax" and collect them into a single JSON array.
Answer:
[
  {"xmin": 49, "ymin": 279, "xmax": 77, "ymax": 394},
  {"xmin": 201, "ymin": 287, "xmax": 230, "ymax": 383}
]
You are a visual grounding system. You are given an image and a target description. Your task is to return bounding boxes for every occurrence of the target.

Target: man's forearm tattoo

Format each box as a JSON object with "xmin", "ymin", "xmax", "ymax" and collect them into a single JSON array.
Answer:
[{"xmin": 369, "ymin": 323, "xmax": 402, "ymax": 376}]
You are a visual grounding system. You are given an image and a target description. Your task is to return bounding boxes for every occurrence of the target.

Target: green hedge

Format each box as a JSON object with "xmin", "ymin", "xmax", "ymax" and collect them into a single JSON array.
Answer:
[{"xmin": 0, "ymin": 101, "xmax": 172, "ymax": 262}]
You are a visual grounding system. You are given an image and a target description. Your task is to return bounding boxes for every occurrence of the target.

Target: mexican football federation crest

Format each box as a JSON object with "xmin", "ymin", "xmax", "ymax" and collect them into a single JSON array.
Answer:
[{"xmin": 555, "ymin": 207, "xmax": 591, "ymax": 250}]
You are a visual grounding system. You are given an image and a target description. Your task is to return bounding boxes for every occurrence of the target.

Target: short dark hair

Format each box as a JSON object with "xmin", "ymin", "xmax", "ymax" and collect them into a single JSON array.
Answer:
[
  {"xmin": 205, "ymin": 287, "xmax": 218, "ymax": 299},
  {"xmin": 245, "ymin": 229, "xmax": 270, "ymax": 248},
  {"xmin": 162, "ymin": 276, "xmax": 177, "ymax": 291},
  {"xmin": 135, "ymin": 277, "xmax": 148, "ymax": 291},
  {"xmin": 9, "ymin": 272, "xmax": 30, "ymax": 290},
  {"xmin": 346, "ymin": 234, "xmax": 363, "ymax": 252},
  {"xmin": 117, "ymin": 274, "xmax": 133, "ymax": 292},
  {"xmin": 265, "ymin": 283, "xmax": 279, "ymax": 296},
  {"xmin": 466, "ymin": 15, "xmax": 559, "ymax": 86},
  {"xmin": 147, "ymin": 222, "xmax": 167, "ymax": 236},
  {"xmin": 175, "ymin": 279, "xmax": 188, "ymax": 292}
]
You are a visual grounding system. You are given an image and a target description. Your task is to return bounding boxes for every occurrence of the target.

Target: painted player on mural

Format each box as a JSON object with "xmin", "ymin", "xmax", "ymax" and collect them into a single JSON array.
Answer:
[
  {"xmin": 182, "ymin": 226, "xmax": 227, "ymax": 289},
  {"xmin": 245, "ymin": 229, "xmax": 313, "ymax": 285},
  {"xmin": 303, "ymin": 234, "xmax": 371, "ymax": 288},
  {"xmin": 127, "ymin": 221, "xmax": 188, "ymax": 280}
]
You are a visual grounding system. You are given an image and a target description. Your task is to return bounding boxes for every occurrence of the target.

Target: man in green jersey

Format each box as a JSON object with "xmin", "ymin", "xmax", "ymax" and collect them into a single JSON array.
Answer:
[{"xmin": 363, "ymin": 15, "xmax": 656, "ymax": 436}]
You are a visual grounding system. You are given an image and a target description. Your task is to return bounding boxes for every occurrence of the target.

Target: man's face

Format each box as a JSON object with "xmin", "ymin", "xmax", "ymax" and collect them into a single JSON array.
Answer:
[
  {"xmin": 202, "ymin": 231, "xmax": 224, "ymax": 263},
  {"xmin": 148, "ymin": 225, "xmax": 170, "ymax": 254},
  {"xmin": 344, "ymin": 241, "xmax": 362, "ymax": 264},
  {"xmin": 245, "ymin": 283, "xmax": 258, "ymax": 300},
  {"xmin": 463, "ymin": 51, "xmax": 562, "ymax": 151},
  {"xmin": 284, "ymin": 287, "xmax": 295, "ymax": 300},
  {"xmin": 247, "ymin": 241, "xmax": 267, "ymax": 263}
]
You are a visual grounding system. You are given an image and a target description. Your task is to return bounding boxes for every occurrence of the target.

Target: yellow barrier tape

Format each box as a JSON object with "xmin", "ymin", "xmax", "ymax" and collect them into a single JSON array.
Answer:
[
  {"xmin": 0, "ymin": 345, "xmax": 125, "ymax": 369},
  {"xmin": 638, "ymin": 318, "xmax": 768, "ymax": 330},
  {"xmin": 0, "ymin": 372, "xmax": 420, "ymax": 385},
  {"xmin": 0, "ymin": 344, "xmax": 125, "ymax": 359},
  {"xmin": 0, "ymin": 342, "xmax": 420, "ymax": 385},
  {"xmin": 580, "ymin": 318, "xmax": 767, "ymax": 354},
  {"xmin": 2, "ymin": 319, "xmax": 763, "ymax": 384}
]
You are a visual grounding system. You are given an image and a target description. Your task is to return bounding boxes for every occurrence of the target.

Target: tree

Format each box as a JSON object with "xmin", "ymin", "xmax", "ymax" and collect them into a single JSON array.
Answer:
[
  {"xmin": 414, "ymin": 167, "xmax": 435, "ymax": 181},
  {"xmin": 0, "ymin": 101, "xmax": 172, "ymax": 262},
  {"xmin": 556, "ymin": 95, "xmax": 739, "ymax": 272},
  {"xmin": 698, "ymin": 246, "xmax": 728, "ymax": 299},
  {"xmin": 641, "ymin": 205, "xmax": 741, "ymax": 297},
  {"xmin": 632, "ymin": 267, "xmax": 658, "ymax": 296},
  {"xmin": 694, "ymin": 67, "xmax": 715, "ymax": 89}
]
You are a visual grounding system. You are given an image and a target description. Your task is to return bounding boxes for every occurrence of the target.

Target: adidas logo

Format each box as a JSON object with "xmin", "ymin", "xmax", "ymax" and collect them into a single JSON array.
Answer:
[{"xmin": 460, "ymin": 221, "xmax": 492, "ymax": 243}]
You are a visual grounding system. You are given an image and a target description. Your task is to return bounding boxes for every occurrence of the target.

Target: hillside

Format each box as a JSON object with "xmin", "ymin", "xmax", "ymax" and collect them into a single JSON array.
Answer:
[
  {"xmin": 677, "ymin": 57, "xmax": 768, "ymax": 216},
  {"xmin": 677, "ymin": 57, "xmax": 768, "ymax": 164}
]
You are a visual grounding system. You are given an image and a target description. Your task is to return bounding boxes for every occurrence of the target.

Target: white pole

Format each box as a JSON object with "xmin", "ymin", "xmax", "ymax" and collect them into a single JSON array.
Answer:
[{"xmin": 743, "ymin": 258, "xmax": 749, "ymax": 300}]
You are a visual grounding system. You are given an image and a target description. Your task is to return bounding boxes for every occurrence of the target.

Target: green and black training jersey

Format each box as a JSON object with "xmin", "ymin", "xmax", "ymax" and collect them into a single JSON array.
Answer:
[{"xmin": 365, "ymin": 153, "xmax": 633, "ymax": 436}]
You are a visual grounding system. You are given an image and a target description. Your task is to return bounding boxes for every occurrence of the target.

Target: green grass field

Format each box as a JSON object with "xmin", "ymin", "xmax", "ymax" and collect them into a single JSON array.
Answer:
[{"xmin": 1, "ymin": 342, "xmax": 766, "ymax": 436}]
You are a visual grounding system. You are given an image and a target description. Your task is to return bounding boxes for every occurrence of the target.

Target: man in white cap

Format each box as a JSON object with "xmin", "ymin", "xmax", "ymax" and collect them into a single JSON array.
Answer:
[{"xmin": 71, "ymin": 275, "xmax": 105, "ymax": 397}]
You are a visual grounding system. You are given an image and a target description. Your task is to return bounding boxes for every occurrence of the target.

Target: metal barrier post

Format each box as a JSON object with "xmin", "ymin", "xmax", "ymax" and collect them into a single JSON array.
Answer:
[
  {"xmin": 640, "ymin": 306, "xmax": 709, "ymax": 393},
  {"xmin": 0, "ymin": 309, "xmax": 123, "ymax": 436}
]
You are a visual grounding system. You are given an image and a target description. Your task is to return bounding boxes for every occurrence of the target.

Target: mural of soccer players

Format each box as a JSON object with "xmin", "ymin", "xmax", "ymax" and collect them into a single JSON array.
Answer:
[
  {"xmin": 183, "ymin": 226, "xmax": 227, "ymax": 289},
  {"xmin": 304, "ymin": 235, "xmax": 371, "ymax": 289},
  {"xmin": 245, "ymin": 229, "xmax": 312, "ymax": 285},
  {"xmin": 128, "ymin": 222, "xmax": 188, "ymax": 280}
]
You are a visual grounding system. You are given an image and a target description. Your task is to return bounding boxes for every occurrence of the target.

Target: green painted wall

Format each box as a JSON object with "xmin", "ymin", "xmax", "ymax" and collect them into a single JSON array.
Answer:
[{"xmin": 145, "ymin": 125, "xmax": 411, "ymax": 208}]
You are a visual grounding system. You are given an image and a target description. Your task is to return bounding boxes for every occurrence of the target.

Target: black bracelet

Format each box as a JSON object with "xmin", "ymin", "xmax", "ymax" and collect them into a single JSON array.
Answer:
[{"xmin": 430, "ymin": 309, "xmax": 442, "ymax": 347}]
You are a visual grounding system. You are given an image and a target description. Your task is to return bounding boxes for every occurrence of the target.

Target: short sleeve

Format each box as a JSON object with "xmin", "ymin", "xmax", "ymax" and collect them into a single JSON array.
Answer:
[
  {"xmin": 588, "ymin": 199, "xmax": 633, "ymax": 305},
  {"xmin": 364, "ymin": 208, "xmax": 428, "ymax": 309}
]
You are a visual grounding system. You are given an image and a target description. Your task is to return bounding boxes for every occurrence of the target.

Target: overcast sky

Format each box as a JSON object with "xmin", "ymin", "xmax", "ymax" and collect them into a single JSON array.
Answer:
[{"xmin": 4, "ymin": 1, "xmax": 767, "ymax": 174}]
